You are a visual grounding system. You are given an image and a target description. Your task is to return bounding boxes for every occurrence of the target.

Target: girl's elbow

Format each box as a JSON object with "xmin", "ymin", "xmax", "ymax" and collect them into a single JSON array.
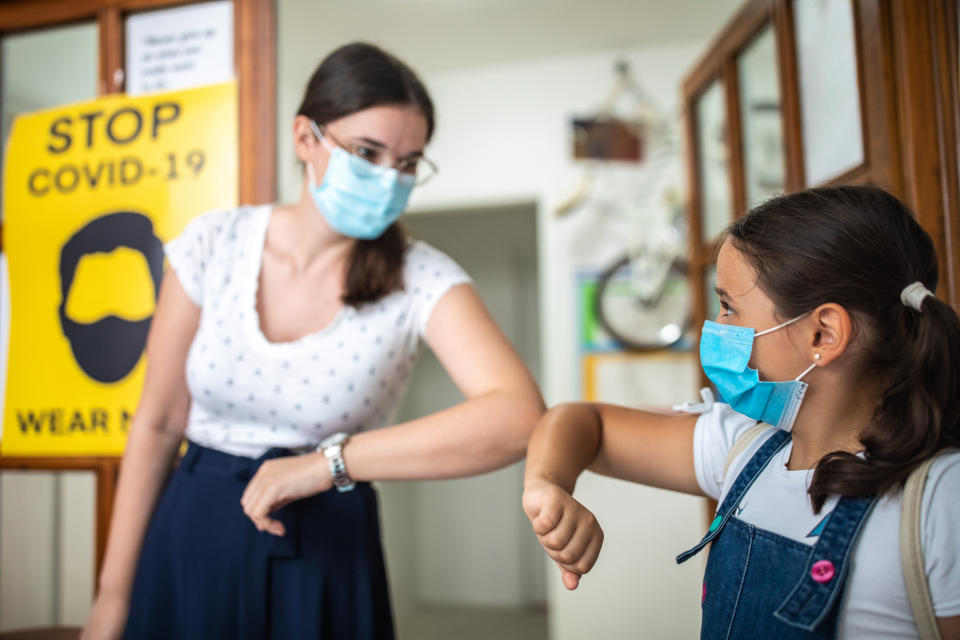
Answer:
[{"xmin": 540, "ymin": 402, "xmax": 594, "ymax": 426}]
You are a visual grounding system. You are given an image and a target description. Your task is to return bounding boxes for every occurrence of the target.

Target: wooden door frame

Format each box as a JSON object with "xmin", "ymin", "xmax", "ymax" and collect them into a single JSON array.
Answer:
[
  {"xmin": 0, "ymin": 0, "xmax": 275, "ymax": 589},
  {"xmin": 681, "ymin": 0, "xmax": 960, "ymax": 524},
  {"xmin": 682, "ymin": 0, "xmax": 960, "ymax": 347},
  {"xmin": 890, "ymin": 0, "xmax": 960, "ymax": 309}
]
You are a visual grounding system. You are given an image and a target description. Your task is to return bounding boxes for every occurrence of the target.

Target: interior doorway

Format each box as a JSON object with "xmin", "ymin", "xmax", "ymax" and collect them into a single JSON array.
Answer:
[{"xmin": 378, "ymin": 201, "xmax": 547, "ymax": 640}]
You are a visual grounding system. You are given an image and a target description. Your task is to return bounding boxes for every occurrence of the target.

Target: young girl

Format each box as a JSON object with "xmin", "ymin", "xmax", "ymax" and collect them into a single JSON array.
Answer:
[{"xmin": 523, "ymin": 186, "xmax": 960, "ymax": 639}]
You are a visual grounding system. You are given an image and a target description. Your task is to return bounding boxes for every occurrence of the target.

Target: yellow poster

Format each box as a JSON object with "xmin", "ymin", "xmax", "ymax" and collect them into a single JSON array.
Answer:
[{"xmin": 2, "ymin": 81, "xmax": 237, "ymax": 456}]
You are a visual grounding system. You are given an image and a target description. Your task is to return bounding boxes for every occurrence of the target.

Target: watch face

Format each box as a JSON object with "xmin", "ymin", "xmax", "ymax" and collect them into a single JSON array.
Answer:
[
  {"xmin": 324, "ymin": 444, "xmax": 343, "ymax": 461},
  {"xmin": 321, "ymin": 432, "xmax": 349, "ymax": 448}
]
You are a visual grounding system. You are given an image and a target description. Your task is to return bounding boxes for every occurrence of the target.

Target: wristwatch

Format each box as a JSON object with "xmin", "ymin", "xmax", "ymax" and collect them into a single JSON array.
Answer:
[{"xmin": 318, "ymin": 432, "xmax": 355, "ymax": 492}]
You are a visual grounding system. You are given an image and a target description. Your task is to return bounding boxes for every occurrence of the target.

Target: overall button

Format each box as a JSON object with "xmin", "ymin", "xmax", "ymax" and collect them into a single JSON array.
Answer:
[{"xmin": 811, "ymin": 559, "xmax": 835, "ymax": 583}]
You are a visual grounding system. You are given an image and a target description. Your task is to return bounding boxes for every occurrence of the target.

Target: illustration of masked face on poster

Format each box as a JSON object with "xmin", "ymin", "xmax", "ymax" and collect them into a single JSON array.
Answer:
[{"xmin": 58, "ymin": 211, "xmax": 164, "ymax": 383}]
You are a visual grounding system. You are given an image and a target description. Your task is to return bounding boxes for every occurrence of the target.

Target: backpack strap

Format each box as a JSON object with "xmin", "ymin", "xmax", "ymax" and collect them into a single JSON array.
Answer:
[
  {"xmin": 723, "ymin": 422, "xmax": 769, "ymax": 479},
  {"xmin": 900, "ymin": 454, "xmax": 946, "ymax": 640}
]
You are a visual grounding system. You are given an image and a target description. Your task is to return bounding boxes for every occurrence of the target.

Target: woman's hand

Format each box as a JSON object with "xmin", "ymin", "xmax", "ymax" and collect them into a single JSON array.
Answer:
[
  {"xmin": 81, "ymin": 590, "xmax": 129, "ymax": 640},
  {"xmin": 240, "ymin": 453, "xmax": 332, "ymax": 536},
  {"xmin": 522, "ymin": 478, "xmax": 604, "ymax": 591}
]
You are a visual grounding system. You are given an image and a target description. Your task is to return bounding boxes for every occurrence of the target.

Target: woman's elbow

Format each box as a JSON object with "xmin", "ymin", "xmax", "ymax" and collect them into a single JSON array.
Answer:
[{"xmin": 503, "ymin": 392, "xmax": 547, "ymax": 458}]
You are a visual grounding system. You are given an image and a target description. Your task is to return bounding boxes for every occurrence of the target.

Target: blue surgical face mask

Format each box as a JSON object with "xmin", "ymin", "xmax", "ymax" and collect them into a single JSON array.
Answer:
[
  {"xmin": 699, "ymin": 315, "xmax": 817, "ymax": 431},
  {"xmin": 306, "ymin": 121, "xmax": 415, "ymax": 240}
]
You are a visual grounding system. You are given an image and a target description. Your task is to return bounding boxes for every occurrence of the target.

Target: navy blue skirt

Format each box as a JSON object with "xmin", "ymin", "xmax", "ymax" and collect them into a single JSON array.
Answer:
[{"xmin": 124, "ymin": 442, "xmax": 395, "ymax": 639}]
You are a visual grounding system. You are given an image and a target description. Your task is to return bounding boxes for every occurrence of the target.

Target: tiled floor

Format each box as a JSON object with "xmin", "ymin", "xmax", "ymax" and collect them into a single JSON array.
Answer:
[{"xmin": 398, "ymin": 605, "xmax": 548, "ymax": 640}]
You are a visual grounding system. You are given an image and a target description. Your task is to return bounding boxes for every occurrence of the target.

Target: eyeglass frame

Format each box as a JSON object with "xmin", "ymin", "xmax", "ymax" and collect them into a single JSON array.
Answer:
[{"xmin": 309, "ymin": 119, "xmax": 438, "ymax": 186}]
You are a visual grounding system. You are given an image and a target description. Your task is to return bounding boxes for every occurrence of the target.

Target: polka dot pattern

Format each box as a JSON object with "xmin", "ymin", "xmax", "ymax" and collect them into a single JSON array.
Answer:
[{"xmin": 164, "ymin": 205, "xmax": 473, "ymax": 458}]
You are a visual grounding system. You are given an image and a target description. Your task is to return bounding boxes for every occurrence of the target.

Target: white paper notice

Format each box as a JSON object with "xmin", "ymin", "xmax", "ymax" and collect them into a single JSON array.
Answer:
[{"xmin": 125, "ymin": 0, "xmax": 234, "ymax": 95}]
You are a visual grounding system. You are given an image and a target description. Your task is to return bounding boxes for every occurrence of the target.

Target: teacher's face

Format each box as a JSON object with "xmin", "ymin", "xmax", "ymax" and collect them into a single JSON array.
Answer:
[{"xmin": 295, "ymin": 104, "xmax": 429, "ymax": 185}]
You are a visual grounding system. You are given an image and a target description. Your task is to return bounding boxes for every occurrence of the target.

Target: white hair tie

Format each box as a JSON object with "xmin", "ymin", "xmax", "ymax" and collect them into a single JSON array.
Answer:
[{"xmin": 900, "ymin": 282, "xmax": 933, "ymax": 311}]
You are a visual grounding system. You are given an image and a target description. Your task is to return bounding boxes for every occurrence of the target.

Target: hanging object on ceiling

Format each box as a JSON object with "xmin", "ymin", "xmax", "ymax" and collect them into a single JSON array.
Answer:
[
  {"xmin": 569, "ymin": 58, "xmax": 661, "ymax": 163},
  {"xmin": 558, "ymin": 58, "xmax": 675, "ymax": 217},
  {"xmin": 572, "ymin": 117, "xmax": 644, "ymax": 162}
]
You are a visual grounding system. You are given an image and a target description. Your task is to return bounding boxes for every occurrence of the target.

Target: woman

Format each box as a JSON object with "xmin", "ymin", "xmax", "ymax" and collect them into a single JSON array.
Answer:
[{"xmin": 83, "ymin": 42, "xmax": 544, "ymax": 639}]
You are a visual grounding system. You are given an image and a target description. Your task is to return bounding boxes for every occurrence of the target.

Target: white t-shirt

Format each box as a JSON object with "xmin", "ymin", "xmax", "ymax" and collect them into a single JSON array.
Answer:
[
  {"xmin": 164, "ymin": 204, "xmax": 472, "ymax": 458},
  {"xmin": 693, "ymin": 402, "xmax": 960, "ymax": 638}
]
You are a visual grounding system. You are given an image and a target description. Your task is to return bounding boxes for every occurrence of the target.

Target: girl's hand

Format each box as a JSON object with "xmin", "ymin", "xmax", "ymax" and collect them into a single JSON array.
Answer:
[
  {"xmin": 81, "ymin": 590, "xmax": 129, "ymax": 640},
  {"xmin": 522, "ymin": 479, "xmax": 604, "ymax": 590},
  {"xmin": 240, "ymin": 453, "xmax": 332, "ymax": 536}
]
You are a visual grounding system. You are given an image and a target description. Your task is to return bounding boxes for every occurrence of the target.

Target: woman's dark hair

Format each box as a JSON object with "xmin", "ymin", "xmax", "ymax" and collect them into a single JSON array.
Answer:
[
  {"xmin": 727, "ymin": 185, "xmax": 960, "ymax": 511},
  {"xmin": 297, "ymin": 42, "xmax": 435, "ymax": 307}
]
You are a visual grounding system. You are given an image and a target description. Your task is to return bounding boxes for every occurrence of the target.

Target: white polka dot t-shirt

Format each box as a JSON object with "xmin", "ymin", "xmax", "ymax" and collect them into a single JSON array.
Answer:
[{"xmin": 164, "ymin": 204, "xmax": 473, "ymax": 458}]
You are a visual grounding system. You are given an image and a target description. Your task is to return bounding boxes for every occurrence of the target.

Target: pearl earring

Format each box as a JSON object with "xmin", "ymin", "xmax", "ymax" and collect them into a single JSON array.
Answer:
[{"xmin": 814, "ymin": 353, "xmax": 822, "ymax": 361}]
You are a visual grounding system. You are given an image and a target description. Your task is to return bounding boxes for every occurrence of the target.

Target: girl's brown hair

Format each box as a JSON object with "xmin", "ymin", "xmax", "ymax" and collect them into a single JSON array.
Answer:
[{"xmin": 728, "ymin": 185, "xmax": 960, "ymax": 511}]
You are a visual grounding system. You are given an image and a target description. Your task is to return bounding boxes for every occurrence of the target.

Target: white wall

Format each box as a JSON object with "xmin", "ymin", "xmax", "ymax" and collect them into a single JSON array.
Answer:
[
  {"xmin": 415, "ymin": 49, "xmax": 710, "ymax": 638},
  {"xmin": 421, "ymin": 46, "xmax": 711, "ymax": 639}
]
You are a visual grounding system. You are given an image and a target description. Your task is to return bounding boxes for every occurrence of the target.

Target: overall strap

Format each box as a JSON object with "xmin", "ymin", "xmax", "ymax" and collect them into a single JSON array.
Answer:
[
  {"xmin": 774, "ymin": 495, "xmax": 879, "ymax": 631},
  {"xmin": 723, "ymin": 422, "xmax": 770, "ymax": 478},
  {"xmin": 901, "ymin": 453, "xmax": 950, "ymax": 640},
  {"xmin": 676, "ymin": 429, "xmax": 791, "ymax": 564}
]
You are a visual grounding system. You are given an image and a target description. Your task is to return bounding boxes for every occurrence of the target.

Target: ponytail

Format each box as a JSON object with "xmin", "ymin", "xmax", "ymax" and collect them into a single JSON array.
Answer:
[
  {"xmin": 342, "ymin": 222, "xmax": 407, "ymax": 307},
  {"xmin": 808, "ymin": 294, "xmax": 960, "ymax": 511}
]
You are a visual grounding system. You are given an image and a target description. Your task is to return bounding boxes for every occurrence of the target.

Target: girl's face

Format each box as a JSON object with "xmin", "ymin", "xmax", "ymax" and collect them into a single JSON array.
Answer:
[
  {"xmin": 298, "ymin": 104, "xmax": 429, "ymax": 185},
  {"xmin": 714, "ymin": 239, "xmax": 812, "ymax": 382}
]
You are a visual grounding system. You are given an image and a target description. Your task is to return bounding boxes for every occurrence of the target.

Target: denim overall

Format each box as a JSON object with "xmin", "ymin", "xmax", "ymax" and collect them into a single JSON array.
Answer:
[{"xmin": 677, "ymin": 430, "xmax": 878, "ymax": 639}]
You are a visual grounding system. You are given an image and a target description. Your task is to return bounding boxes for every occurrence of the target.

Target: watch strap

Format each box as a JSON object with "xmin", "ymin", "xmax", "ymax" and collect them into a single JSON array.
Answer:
[{"xmin": 319, "ymin": 433, "xmax": 355, "ymax": 492}]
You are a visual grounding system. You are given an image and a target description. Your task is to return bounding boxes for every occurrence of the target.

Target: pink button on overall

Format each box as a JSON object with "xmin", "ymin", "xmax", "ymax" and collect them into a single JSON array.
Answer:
[{"xmin": 810, "ymin": 559, "xmax": 835, "ymax": 583}]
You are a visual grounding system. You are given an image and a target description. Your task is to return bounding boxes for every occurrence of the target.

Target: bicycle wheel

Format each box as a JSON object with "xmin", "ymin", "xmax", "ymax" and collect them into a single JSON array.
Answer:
[{"xmin": 594, "ymin": 254, "xmax": 691, "ymax": 350}]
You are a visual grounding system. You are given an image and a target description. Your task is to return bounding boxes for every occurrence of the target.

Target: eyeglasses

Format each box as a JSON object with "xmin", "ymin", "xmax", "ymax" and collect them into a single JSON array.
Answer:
[{"xmin": 313, "ymin": 122, "xmax": 438, "ymax": 186}]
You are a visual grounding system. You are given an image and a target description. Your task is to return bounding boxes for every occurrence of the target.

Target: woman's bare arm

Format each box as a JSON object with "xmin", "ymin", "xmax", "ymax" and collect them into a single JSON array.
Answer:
[
  {"xmin": 240, "ymin": 284, "xmax": 546, "ymax": 535},
  {"xmin": 83, "ymin": 268, "xmax": 199, "ymax": 639}
]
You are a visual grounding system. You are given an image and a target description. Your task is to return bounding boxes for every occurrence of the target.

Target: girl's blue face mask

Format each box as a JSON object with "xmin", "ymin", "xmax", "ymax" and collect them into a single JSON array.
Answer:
[
  {"xmin": 699, "ymin": 314, "xmax": 816, "ymax": 431},
  {"xmin": 306, "ymin": 121, "xmax": 415, "ymax": 240}
]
